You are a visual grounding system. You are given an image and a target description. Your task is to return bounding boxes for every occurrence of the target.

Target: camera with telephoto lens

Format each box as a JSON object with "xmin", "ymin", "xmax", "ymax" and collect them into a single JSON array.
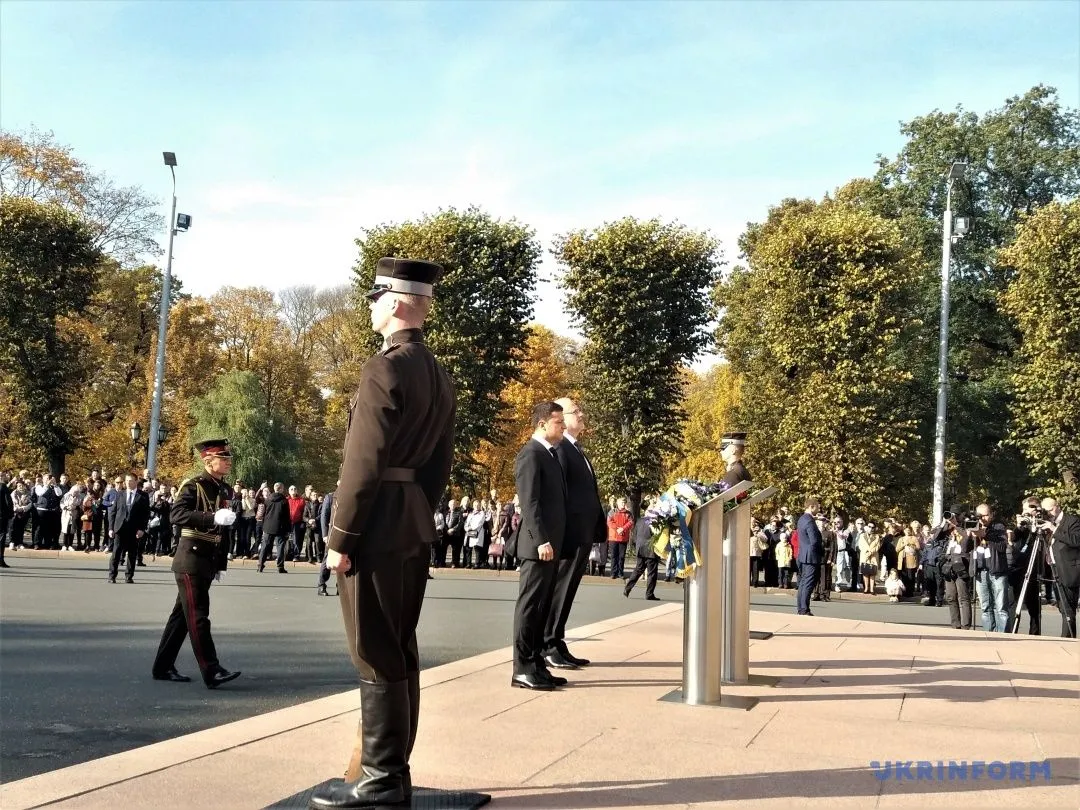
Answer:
[{"xmin": 1017, "ymin": 507, "xmax": 1047, "ymax": 530}]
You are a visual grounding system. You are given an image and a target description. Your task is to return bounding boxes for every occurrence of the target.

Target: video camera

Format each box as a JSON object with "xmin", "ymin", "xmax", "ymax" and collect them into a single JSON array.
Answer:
[
  {"xmin": 1016, "ymin": 506, "xmax": 1047, "ymax": 531},
  {"xmin": 943, "ymin": 510, "xmax": 979, "ymax": 530}
]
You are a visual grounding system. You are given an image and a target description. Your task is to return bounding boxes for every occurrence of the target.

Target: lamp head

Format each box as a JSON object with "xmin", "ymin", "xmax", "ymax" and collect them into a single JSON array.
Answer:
[
  {"xmin": 163, "ymin": 152, "xmax": 177, "ymax": 167},
  {"xmin": 176, "ymin": 213, "xmax": 191, "ymax": 231},
  {"xmin": 948, "ymin": 161, "xmax": 967, "ymax": 181}
]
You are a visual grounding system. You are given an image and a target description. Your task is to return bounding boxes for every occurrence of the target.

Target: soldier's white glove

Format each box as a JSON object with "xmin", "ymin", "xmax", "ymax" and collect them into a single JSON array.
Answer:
[
  {"xmin": 214, "ymin": 508, "xmax": 237, "ymax": 526},
  {"xmin": 215, "ymin": 571, "xmax": 225, "ymax": 582}
]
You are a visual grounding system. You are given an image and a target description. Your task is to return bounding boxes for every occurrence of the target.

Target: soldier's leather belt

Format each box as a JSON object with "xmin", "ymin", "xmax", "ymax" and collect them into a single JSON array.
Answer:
[{"xmin": 383, "ymin": 467, "xmax": 417, "ymax": 483}]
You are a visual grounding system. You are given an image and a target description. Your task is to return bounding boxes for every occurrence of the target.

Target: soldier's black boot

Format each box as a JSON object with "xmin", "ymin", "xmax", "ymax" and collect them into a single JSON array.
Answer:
[
  {"xmin": 309, "ymin": 679, "xmax": 410, "ymax": 809},
  {"xmin": 402, "ymin": 671, "xmax": 420, "ymax": 798}
]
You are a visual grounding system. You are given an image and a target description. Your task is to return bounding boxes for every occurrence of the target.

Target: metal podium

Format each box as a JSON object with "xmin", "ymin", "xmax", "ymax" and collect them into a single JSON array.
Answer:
[{"xmin": 668, "ymin": 479, "xmax": 777, "ymax": 709}]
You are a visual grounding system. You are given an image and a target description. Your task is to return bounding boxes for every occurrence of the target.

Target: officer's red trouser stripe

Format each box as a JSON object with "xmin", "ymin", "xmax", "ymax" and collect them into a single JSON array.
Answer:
[{"xmin": 182, "ymin": 574, "xmax": 209, "ymax": 672}]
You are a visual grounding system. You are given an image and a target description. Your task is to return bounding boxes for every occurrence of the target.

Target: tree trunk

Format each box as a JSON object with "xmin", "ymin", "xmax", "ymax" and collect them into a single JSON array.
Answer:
[{"xmin": 629, "ymin": 485, "xmax": 643, "ymax": 522}]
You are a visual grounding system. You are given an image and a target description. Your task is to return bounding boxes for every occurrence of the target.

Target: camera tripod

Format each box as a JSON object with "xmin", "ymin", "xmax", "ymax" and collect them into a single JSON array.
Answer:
[{"xmin": 1010, "ymin": 527, "xmax": 1074, "ymax": 637}]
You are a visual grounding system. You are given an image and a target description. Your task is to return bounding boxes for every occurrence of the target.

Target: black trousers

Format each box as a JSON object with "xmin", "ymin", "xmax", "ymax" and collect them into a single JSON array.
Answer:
[
  {"xmin": 922, "ymin": 568, "xmax": 944, "ymax": 605},
  {"xmin": 626, "ymin": 555, "xmax": 658, "ymax": 598},
  {"xmin": 813, "ymin": 563, "xmax": 833, "ymax": 599},
  {"xmin": 153, "ymin": 572, "xmax": 220, "ymax": 677},
  {"xmin": 1008, "ymin": 570, "xmax": 1041, "ymax": 635},
  {"xmin": 259, "ymin": 534, "xmax": 287, "ymax": 570},
  {"xmin": 338, "ymin": 552, "xmax": 428, "ymax": 683},
  {"xmin": 513, "ymin": 558, "xmax": 559, "ymax": 675},
  {"xmin": 109, "ymin": 532, "xmax": 138, "ymax": 581},
  {"xmin": 796, "ymin": 563, "xmax": 819, "ymax": 614},
  {"xmin": 543, "ymin": 542, "xmax": 590, "ymax": 654},
  {"xmin": 607, "ymin": 542, "xmax": 627, "ymax": 578},
  {"xmin": 1058, "ymin": 584, "xmax": 1078, "ymax": 639}
]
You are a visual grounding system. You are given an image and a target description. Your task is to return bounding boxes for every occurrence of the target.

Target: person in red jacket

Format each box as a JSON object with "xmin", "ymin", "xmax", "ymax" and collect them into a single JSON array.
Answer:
[
  {"xmin": 606, "ymin": 498, "xmax": 633, "ymax": 579},
  {"xmin": 286, "ymin": 485, "xmax": 306, "ymax": 560}
]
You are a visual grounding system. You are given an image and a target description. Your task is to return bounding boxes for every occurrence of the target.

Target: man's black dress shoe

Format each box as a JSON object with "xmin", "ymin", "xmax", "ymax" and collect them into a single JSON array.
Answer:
[
  {"xmin": 543, "ymin": 650, "xmax": 579, "ymax": 670},
  {"xmin": 511, "ymin": 672, "xmax": 556, "ymax": 690},
  {"xmin": 559, "ymin": 646, "xmax": 590, "ymax": 667},
  {"xmin": 645, "ymin": 594, "xmax": 661, "ymax": 601},
  {"xmin": 539, "ymin": 669, "xmax": 568, "ymax": 687},
  {"xmin": 205, "ymin": 668, "xmax": 241, "ymax": 689},
  {"xmin": 153, "ymin": 668, "xmax": 191, "ymax": 683}
]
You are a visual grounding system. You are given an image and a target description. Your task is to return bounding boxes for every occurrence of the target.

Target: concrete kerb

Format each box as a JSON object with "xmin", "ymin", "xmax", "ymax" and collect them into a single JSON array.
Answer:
[{"xmin": 0, "ymin": 603, "xmax": 680, "ymax": 810}]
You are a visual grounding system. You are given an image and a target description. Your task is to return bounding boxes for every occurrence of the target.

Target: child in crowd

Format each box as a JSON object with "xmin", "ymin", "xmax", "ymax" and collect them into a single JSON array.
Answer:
[
  {"xmin": 885, "ymin": 568, "xmax": 906, "ymax": 602},
  {"xmin": 776, "ymin": 534, "xmax": 793, "ymax": 588}
]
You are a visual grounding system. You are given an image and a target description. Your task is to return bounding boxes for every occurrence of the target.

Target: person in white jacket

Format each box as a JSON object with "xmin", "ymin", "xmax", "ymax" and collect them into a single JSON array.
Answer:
[{"xmin": 464, "ymin": 504, "xmax": 487, "ymax": 569}]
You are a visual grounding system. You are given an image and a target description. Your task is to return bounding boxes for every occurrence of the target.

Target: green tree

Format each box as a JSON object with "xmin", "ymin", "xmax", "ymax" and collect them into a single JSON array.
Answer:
[
  {"xmin": 716, "ymin": 198, "xmax": 923, "ymax": 516},
  {"xmin": 189, "ymin": 371, "xmax": 301, "ymax": 485},
  {"xmin": 353, "ymin": 206, "xmax": 540, "ymax": 490},
  {"xmin": 664, "ymin": 364, "xmax": 741, "ymax": 483},
  {"xmin": 864, "ymin": 85, "xmax": 1080, "ymax": 507},
  {"xmin": 1000, "ymin": 200, "xmax": 1080, "ymax": 509},
  {"xmin": 554, "ymin": 217, "xmax": 722, "ymax": 513},
  {"xmin": 0, "ymin": 197, "xmax": 101, "ymax": 474}
]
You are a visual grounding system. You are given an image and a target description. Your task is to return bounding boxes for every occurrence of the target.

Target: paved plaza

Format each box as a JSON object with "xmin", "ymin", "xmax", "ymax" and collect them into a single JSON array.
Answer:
[{"xmin": 1, "ymin": 553, "xmax": 1075, "ymax": 809}]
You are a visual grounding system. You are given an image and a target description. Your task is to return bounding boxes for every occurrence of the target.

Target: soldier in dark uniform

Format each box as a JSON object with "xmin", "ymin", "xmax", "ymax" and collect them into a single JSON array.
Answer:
[
  {"xmin": 150, "ymin": 439, "xmax": 241, "ymax": 689},
  {"xmin": 721, "ymin": 431, "xmax": 751, "ymax": 488},
  {"xmin": 312, "ymin": 258, "xmax": 456, "ymax": 810}
]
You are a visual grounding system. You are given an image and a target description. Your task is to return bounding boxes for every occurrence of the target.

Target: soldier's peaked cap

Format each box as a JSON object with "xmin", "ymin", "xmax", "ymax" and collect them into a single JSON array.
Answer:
[
  {"xmin": 195, "ymin": 438, "xmax": 231, "ymax": 459},
  {"xmin": 721, "ymin": 431, "xmax": 747, "ymax": 447},
  {"xmin": 366, "ymin": 257, "xmax": 444, "ymax": 300}
]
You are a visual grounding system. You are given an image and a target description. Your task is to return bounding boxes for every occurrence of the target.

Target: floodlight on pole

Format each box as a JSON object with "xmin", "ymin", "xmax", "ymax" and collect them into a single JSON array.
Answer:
[
  {"xmin": 147, "ymin": 152, "xmax": 182, "ymax": 477},
  {"xmin": 931, "ymin": 161, "xmax": 968, "ymax": 525}
]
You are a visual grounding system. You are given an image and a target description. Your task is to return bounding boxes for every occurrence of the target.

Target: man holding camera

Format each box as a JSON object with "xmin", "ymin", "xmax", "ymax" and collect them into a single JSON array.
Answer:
[
  {"xmin": 1008, "ymin": 497, "xmax": 1044, "ymax": 635},
  {"xmin": 969, "ymin": 503, "xmax": 1010, "ymax": 633},
  {"xmin": 1040, "ymin": 498, "xmax": 1079, "ymax": 638}
]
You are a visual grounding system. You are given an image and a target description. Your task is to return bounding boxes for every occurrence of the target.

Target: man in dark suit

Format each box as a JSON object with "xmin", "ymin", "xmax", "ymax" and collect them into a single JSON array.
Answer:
[
  {"xmin": 542, "ymin": 397, "xmax": 607, "ymax": 670},
  {"xmin": 107, "ymin": 473, "xmax": 149, "ymax": 583},
  {"xmin": 314, "ymin": 258, "xmax": 456, "ymax": 810},
  {"xmin": 1042, "ymin": 497, "xmax": 1080, "ymax": 638},
  {"xmin": 507, "ymin": 401, "xmax": 568, "ymax": 691},
  {"xmin": 151, "ymin": 439, "xmax": 241, "ymax": 688},
  {"xmin": 795, "ymin": 496, "xmax": 824, "ymax": 616},
  {"xmin": 316, "ymin": 481, "xmax": 337, "ymax": 596}
]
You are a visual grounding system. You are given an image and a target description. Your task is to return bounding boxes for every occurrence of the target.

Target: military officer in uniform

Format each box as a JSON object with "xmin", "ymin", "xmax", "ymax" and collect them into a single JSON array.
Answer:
[
  {"xmin": 151, "ymin": 439, "xmax": 241, "ymax": 689},
  {"xmin": 721, "ymin": 431, "xmax": 751, "ymax": 489},
  {"xmin": 312, "ymin": 257, "xmax": 456, "ymax": 810}
]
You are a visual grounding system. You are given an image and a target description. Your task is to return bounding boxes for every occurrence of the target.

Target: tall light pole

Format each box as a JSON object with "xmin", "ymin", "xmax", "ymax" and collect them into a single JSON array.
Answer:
[
  {"xmin": 147, "ymin": 152, "xmax": 187, "ymax": 478},
  {"xmin": 931, "ymin": 161, "xmax": 969, "ymax": 525}
]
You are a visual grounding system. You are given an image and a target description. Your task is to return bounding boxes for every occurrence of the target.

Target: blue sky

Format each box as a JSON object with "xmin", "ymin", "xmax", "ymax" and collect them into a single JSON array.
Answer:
[{"xmin": 2, "ymin": 0, "xmax": 1077, "ymax": 356}]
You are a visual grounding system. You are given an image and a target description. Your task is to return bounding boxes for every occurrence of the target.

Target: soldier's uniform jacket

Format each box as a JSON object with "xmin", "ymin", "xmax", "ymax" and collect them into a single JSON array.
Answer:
[
  {"xmin": 723, "ymin": 460, "xmax": 751, "ymax": 488},
  {"xmin": 170, "ymin": 472, "xmax": 231, "ymax": 577},
  {"xmin": 328, "ymin": 328, "xmax": 455, "ymax": 562}
]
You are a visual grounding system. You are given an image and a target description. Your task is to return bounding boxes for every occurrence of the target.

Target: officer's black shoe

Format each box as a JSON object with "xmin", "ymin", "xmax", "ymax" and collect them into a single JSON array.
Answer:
[
  {"xmin": 204, "ymin": 667, "xmax": 241, "ymax": 689},
  {"xmin": 317, "ymin": 585, "xmax": 329, "ymax": 596},
  {"xmin": 542, "ymin": 650, "xmax": 579, "ymax": 670},
  {"xmin": 310, "ymin": 680, "xmax": 411, "ymax": 808},
  {"xmin": 645, "ymin": 594, "xmax": 661, "ymax": 601},
  {"xmin": 153, "ymin": 668, "xmax": 192, "ymax": 683},
  {"xmin": 538, "ymin": 668, "xmax": 568, "ymax": 687}
]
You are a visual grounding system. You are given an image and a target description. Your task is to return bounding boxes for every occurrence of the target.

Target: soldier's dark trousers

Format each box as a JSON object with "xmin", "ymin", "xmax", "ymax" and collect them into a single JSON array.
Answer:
[
  {"xmin": 338, "ymin": 552, "xmax": 428, "ymax": 683},
  {"xmin": 109, "ymin": 533, "xmax": 138, "ymax": 581},
  {"xmin": 153, "ymin": 573, "xmax": 219, "ymax": 678},
  {"xmin": 543, "ymin": 543, "xmax": 590, "ymax": 655}
]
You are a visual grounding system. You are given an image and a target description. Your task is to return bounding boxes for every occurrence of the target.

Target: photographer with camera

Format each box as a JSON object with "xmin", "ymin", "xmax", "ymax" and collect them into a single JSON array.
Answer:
[
  {"xmin": 938, "ymin": 515, "xmax": 974, "ymax": 629},
  {"xmin": 969, "ymin": 503, "xmax": 1011, "ymax": 633},
  {"xmin": 1040, "ymin": 498, "xmax": 1079, "ymax": 638},
  {"xmin": 1008, "ymin": 497, "xmax": 1044, "ymax": 635}
]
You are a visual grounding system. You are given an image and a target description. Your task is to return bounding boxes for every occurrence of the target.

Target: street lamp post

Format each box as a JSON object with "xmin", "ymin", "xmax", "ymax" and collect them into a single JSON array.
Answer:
[
  {"xmin": 147, "ymin": 152, "xmax": 190, "ymax": 478},
  {"xmin": 931, "ymin": 161, "xmax": 968, "ymax": 525}
]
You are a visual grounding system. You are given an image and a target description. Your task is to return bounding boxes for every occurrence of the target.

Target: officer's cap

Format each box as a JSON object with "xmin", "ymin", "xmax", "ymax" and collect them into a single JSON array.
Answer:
[
  {"xmin": 721, "ymin": 431, "xmax": 747, "ymax": 448},
  {"xmin": 195, "ymin": 438, "xmax": 232, "ymax": 459},
  {"xmin": 366, "ymin": 257, "xmax": 444, "ymax": 301}
]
